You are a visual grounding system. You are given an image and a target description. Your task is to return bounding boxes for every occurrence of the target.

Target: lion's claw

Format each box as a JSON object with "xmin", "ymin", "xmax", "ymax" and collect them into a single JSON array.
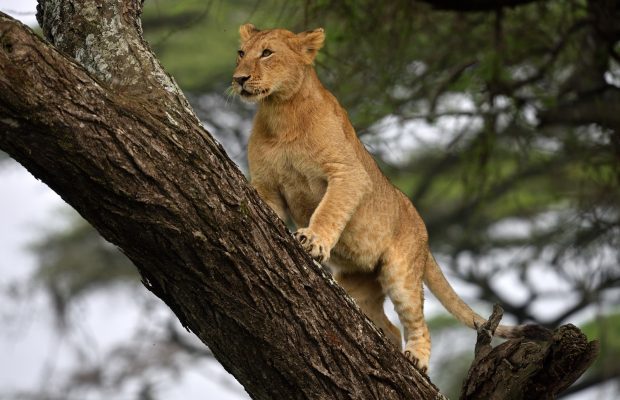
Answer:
[
  {"xmin": 404, "ymin": 350, "xmax": 428, "ymax": 374},
  {"xmin": 294, "ymin": 228, "xmax": 330, "ymax": 262}
]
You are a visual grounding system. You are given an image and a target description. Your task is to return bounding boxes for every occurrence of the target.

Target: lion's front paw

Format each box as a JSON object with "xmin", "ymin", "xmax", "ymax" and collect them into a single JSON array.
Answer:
[{"xmin": 294, "ymin": 228, "xmax": 331, "ymax": 263}]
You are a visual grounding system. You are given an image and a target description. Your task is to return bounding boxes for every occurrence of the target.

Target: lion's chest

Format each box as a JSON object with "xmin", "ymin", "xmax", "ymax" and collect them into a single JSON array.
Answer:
[{"xmin": 250, "ymin": 141, "xmax": 327, "ymax": 227}]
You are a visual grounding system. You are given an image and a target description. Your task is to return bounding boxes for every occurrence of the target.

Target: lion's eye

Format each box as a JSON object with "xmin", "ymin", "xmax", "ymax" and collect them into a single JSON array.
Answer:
[
  {"xmin": 237, "ymin": 50, "xmax": 245, "ymax": 58},
  {"xmin": 261, "ymin": 49, "xmax": 273, "ymax": 58}
]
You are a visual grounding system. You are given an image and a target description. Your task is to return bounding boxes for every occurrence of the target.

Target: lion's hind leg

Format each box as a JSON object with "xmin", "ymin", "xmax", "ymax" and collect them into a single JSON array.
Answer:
[
  {"xmin": 379, "ymin": 246, "xmax": 431, "ymax": 372},
  {"xmin": 334, "ymin": 271, "xmax": 402, "ymax": 348}
]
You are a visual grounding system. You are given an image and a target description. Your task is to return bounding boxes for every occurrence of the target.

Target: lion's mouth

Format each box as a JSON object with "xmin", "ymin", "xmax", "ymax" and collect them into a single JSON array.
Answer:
[{"xmin": 239, "ymin": 87, "xmax": 270, "ymax": 99}]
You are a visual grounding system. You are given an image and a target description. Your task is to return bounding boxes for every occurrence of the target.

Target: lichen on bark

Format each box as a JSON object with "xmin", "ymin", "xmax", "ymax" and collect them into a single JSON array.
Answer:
[{"xmin": 36, "ymin": 0, "xmax": 199, "ymax": 122}]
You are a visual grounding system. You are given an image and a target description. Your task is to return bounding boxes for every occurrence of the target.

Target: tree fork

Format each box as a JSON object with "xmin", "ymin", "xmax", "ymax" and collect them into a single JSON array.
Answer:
[{"xmin": 0, "ymin": 1, "xmax": 597, "ymax": 398}]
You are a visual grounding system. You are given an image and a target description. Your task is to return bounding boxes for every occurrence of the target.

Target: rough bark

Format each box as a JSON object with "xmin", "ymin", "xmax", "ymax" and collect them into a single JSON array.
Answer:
[
  {"xmin": 461, "ymin": 306, "xmax": 599, "ymax": 400},
  {"xmin": 0, "ymin": 1, "xmax": 598, "ymax": 399},
  {"xmin": 0, "ymin": 4, "xmax": 441, "ymax": 400}
]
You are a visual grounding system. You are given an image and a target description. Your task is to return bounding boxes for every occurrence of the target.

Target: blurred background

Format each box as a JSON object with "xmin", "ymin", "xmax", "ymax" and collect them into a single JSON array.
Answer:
[{"xmin": 1, "ymin": 0, "xmax": 619, "ymax": 399}]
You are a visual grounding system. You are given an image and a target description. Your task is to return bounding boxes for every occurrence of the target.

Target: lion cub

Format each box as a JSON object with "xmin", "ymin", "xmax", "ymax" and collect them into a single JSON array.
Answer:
[{"xmin": 232, "ymin": 24, "xmax": 548, "ymax": 372}]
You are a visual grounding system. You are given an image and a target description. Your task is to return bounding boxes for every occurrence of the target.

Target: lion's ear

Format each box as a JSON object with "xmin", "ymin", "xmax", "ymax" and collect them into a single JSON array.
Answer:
[
  {"xmin": 296, "ymin": 28, "xmax": 325, "ymax": 64},
  {"xmin": 239, "ymin": 23, "xmax": 259, "ymax": 42}
]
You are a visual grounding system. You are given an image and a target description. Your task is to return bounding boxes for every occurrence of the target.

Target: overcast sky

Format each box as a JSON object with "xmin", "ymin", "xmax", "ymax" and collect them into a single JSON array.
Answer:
[{"xmin": 1, "ymin": 0, "xmax": 38, "ymax": 25}]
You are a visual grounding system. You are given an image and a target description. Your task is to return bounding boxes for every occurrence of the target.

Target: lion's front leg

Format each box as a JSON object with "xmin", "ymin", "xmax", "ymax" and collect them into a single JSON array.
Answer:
[{"xmin": 294, "ymin": 160, "xmax": 372, "ymax": 262}]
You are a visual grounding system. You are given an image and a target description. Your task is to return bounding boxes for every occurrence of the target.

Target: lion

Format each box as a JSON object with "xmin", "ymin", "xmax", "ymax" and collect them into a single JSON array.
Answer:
[{"xmin": 231, "ymin": 23, "xmax": 549, "ymax": 372}]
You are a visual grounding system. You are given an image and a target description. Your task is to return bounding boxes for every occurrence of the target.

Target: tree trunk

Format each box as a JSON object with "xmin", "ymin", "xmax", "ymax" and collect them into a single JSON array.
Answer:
[
  {"xmin": 0, "ymin": 1, "xmax": 596, "ymax": 399},
  {"xmin": 0, "ymin": 3, "xmax": 440, "ymax": 399}
]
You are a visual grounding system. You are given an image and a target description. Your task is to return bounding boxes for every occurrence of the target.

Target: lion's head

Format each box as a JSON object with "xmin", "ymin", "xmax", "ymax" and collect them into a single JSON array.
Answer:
[{"xmin": 232, "ymin": 24, "xmax": 325, "ymax": 102}]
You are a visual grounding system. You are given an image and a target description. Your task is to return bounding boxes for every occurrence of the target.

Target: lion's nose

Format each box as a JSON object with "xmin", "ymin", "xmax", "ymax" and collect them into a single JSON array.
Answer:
[{"xmin": 234, "ymin": 75, "xmax": 250, "ymax": 86}]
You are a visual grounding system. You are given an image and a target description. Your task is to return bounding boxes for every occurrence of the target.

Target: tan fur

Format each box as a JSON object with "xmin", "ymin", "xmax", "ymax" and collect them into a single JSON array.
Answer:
[{"xmin": 232, "ymin": 24, "xmax": 548, "ymax": 372}]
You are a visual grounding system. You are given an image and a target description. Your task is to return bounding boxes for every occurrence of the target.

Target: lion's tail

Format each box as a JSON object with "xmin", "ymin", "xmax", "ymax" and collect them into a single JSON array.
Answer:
[{"xmin": 423, "ymin": 250, "xmax": 551, "ymax": 340}]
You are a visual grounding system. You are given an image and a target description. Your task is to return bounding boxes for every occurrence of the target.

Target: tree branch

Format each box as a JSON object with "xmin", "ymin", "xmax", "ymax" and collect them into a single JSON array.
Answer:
[
  {"xmin": 419, "ymin": 0, "xmax": 545, "ymax": 12},
  {"xmin": 539, "ymin": 86, "xmax": 620, "ymax": 133},
  {"xmin": 461, "ymin": 313, "xmax": 599, "ymax": 400}
]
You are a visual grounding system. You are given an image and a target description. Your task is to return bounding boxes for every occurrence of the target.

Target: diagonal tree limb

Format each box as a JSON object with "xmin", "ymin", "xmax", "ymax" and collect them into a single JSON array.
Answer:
[{"xmin": 0, "ymin": 5, "xmax": 442, "ymax": 400}]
